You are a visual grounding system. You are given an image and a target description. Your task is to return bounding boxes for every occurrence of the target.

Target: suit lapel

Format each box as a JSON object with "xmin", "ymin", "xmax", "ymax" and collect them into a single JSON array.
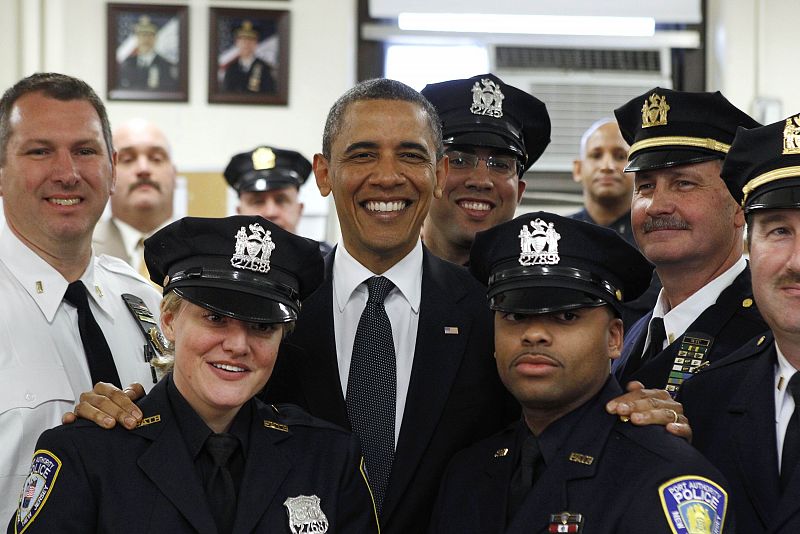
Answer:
[
  {"xmin": 381, "ymin": 251, "xmax": 476, "ymax": 520},
  {"xmin": 135, "ymin": 381, "xmax": 217, "ymax": 533},
  {"xmin": 233, "ymin": 404, "xmax": 293, "ymax": 533},
  {"xmin": 728, "ymin": 342, "xmax": 780, "ymax": 528},
  {"xmin": 288, "ymin": 252, "xmax": 349, "ymax": 428},
  {"xmin": 614, "ymin": 312, "xmax": 651, "ymax": 380}
]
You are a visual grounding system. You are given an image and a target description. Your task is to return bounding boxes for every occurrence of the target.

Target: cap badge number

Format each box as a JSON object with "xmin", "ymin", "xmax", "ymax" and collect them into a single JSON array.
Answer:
[
  {"xmin": 783, "ymin": 114, "xmax": 800, "ymax": 155},
  {"xmin": 470, "ymin": 78, "xmax": 504, "ymax": 118},
  {"xmin": 284, "ymin": 495, "xmax": 329, "ymax": 534},
  {"xmin": 232, "ymin": 223, "xmax": 275, "ymax": 274},
  {"xmin": 252, "ymin": 146, "xmax": 277, "ymax": 170},
  {"xmin": 519, "ymin": 218, "xmax": 561, "ymax": 266},
  {"xmin": 641, "ymin": 93, "xmax": 670, "ymax": 128}
]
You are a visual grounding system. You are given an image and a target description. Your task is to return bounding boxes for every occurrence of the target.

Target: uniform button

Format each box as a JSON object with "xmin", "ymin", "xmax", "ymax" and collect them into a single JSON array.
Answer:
[{"xmin": 25, "ymin": 392, "xmax": 35, "ymax": 402}]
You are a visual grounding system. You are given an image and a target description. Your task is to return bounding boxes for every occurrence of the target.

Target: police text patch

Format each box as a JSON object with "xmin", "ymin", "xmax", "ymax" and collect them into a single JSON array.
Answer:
[
  {"xmin": 659, "ymin": 475, "xmax": 727, "ymax": 533},
  {"xmin": 15, "ymin": 450, "xmax": 62, "ymax": 534}
]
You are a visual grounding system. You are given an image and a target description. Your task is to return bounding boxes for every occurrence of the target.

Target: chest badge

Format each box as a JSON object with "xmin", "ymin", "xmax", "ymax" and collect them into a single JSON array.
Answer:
[{"xmin": 284, "ymin": 495, "xmax": 329, "ymax": 534}]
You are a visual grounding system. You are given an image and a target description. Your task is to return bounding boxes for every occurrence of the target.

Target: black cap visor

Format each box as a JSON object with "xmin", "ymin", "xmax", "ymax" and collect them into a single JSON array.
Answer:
[
  {"xmin": 490, "ymin": 286, "xmax": 607, "ymax": 315},
  {"xmin": 745, "ymin": 180, "xmax": 800, "ymax": 213},
  {"xmin": 175, "ymin": 286, "xmax": 296, "ymax": 323},
  {"xmin": 625, "ymin": 148, "xmax": 723, "ymax": 173}
]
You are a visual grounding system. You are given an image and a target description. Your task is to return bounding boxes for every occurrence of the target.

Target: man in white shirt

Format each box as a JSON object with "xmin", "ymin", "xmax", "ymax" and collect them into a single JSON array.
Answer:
[
  {"xmin": 612, "ymin": 87, "xmax": 768, "ymax": 396},
  {"xmin": 0, "ymin": 73, "xmax": 161, "ymax": 520},
  {"xmin": 92, "ymin": 118, "xmax": 176, "ymax": 275},
  {"xmin": 680, "ymin": 113, "xmax": 800, "ymax": 531}
]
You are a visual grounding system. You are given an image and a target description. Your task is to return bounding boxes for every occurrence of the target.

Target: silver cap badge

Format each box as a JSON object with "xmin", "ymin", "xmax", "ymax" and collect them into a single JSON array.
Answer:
[
  {"xmin": 519, "ymin": 218, "xmax": 561, "ymax": 266},
  {"xmin": 231, "ymin": 223, "xmax": 275, "ymax": 273},
  {"xmin": 284, "ymin": 495, "xmax": 329, "ymax": 534},
  {"xmin": 470, "ymin": 78, "xmax": 504, "ymax": 118}
]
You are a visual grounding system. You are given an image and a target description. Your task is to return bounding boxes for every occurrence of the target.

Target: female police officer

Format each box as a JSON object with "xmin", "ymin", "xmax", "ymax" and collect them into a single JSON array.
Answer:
[{"xmin": 9, "ymin": 216, "xmax": 379, "ymax": 534}]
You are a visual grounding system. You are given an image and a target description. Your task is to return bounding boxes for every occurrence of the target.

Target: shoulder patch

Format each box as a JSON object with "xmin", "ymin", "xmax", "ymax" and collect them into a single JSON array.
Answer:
[
  {"xmin": 15, "ymin": 450, "xmax": 62, "ymax": 534},
  {"xmin": 659, "ymin": 475, "xmax": 727, "ymax": 534}
]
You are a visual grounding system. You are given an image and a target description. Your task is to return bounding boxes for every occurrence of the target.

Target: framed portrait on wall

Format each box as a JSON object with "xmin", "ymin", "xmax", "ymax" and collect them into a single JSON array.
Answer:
[
  {"xmin": 106, "ymin": 4, "xmax": 189, "ymax": 102},
  {"xmin": 208, "ymin": 8, "xmax": 290, "ymax": 105}
]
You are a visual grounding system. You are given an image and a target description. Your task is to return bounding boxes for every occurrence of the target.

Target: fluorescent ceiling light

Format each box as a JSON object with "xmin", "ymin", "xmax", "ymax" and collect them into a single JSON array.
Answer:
[{"xmin": 398, "ymin": 13, "xmax": 656, "ymax": 37}]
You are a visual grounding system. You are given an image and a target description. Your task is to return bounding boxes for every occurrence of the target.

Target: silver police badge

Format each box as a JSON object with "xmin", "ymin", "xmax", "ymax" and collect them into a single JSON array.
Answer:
[
  {"xmin": 283, "ymin": 495, "xmax": 329, "ymax": 534},
  {"xmin": 470, "ymin": 78, "xmax": 504, "ymax": 118},
  {"xmin": 231, "ymin": 223, "xmax": 275, "ymax": 273},
  {"xmin": 519, "ymin": 218, "xmax": 561, "ymax": 266}
]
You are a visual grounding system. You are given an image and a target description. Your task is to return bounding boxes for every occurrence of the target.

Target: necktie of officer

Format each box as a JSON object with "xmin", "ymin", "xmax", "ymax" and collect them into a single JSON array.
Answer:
[
  {"xmin": 644, "ymin": 317, "xmax": 667, "ymax": 362},
  {"xmin": 507, "ymin": 433, "xmax": 543, "ymax": 520},
  {"xmin": 781, "ymin": 372, "xmax": 800, "ymax": 492},
  {"xmin": 346, "ymin": 276, "xmax": 396, "ymax": 516},
  {"xmin": 63, "ymin": 281, "xmax": 122, "ymax": 388},
  {"xmin": 203, "ymin": 433, "xmax": 239, "ymax": 533}
]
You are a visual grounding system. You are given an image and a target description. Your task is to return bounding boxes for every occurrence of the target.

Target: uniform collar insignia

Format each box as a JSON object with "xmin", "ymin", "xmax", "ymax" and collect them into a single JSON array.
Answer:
[
  {"xmin": 232, "ymin": 223, "xmax": 275, "ymax": 274},
  {"xmin": 783, "ymin": 114, "xmax": 800, "ymax": 154},
  {"xmin": 518, "ymin": 218, "xmax": 561, "ymax": 266},
  {"xmin": 641, "ymin": 93, "xmax": 670, "ymax": 128},
  {"xmin": 470, "ymin": 78, "xmax": 504, "ymax": 118}
]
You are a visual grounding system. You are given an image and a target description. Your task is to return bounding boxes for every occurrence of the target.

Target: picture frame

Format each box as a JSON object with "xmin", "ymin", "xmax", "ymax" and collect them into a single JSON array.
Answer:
[
  {"xmin": 107, "ymin": 3, "xmax": 189, "ymax": 102},
  {"xmin": 208, "ymin": 8, "xmax": 290, "ymax": 105}
]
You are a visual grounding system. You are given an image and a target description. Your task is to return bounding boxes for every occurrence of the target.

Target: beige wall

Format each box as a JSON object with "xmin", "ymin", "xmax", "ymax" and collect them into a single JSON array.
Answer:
[{"xmin": 0, "ymin": 0, "xmax": 356, "ymax": 241}]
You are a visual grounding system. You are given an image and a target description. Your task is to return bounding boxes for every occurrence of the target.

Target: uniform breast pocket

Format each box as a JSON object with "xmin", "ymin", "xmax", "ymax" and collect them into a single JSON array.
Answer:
[{"xmin": 0, "ymin": 366, "xmax": 74, "ymax": 477}]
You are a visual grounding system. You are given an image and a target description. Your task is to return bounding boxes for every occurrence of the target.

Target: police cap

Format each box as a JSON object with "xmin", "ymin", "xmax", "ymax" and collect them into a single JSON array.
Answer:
[
  {"xmin": 615, "ymin": 87, "xmax": 760, "ymax": 173},
  {"xmin": 723, "ymin": 113, "xmax": 800, "ymax": 213},
  {"xmin": 421, "ymin": 73, "xmax": 551, "ymax": 174},
  {"xmin": 470, "ymin": 212, "xmax": 653, "ymax": 316},
  {"xmin": 144, "ymin": 215, "xmax": 323, "ymax": 323},
  {"xmin": 224, "ymin": 146, "xmax": 312, "ymax": 194}
]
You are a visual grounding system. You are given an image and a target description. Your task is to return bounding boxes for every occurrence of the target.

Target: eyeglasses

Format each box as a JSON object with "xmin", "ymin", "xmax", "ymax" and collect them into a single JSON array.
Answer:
[{"xmin": 445, "ymin": 150, "xmax": 519, "ymax": 177}]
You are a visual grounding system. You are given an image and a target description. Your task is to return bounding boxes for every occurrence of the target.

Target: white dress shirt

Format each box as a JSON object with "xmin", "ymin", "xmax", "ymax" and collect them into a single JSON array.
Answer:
[
  {"xmin": 0, "ymin": 226, "xmax": 162, "ymax": 519},
  {"xmin": 774, "ymin": 345, "xmax": 799, "ymax": 470},
  {"xmin": 643, "ymin": 256, "xmax": 747, "ymax": 352},
  {"xmin": 332, "ymin": 241, "xmax": 423, "ymax": 445}
]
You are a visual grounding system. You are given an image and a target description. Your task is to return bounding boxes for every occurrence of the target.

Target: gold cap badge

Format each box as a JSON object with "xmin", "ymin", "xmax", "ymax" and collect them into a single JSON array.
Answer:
[
  {"xmin": 783, "ymin": 115, "xmax": 800, "ymax": 155},
  {"xmin": 641, "ymin": 93, "xmax": 670, "ymax": 128},
  {"xmin": 252, "ymin": 147, "xmax": 276, "ymax": 171}
]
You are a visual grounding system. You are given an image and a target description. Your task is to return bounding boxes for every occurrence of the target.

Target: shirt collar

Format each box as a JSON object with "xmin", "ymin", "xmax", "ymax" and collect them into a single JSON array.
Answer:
[
  {"xmin": 137, "ymin": 50, "xmax": 156, "ymax": 66},
  {"xmin": 111, "ymin": 218, "xmax": 146, "ymax": 259},
  {"xmin": 0, "ymin": 225, "xmax": 104, "ymax": 322},
  {"xmin": 332, "ymin": 240, "xmax": 423, "ymax": 314},
  {"xmin": 652, "ymin": 256, "xmax": 746, "ymax": 345},
  {"xmin": 775, "ymin": 343, "xmax": 799, "ymax": 396}
]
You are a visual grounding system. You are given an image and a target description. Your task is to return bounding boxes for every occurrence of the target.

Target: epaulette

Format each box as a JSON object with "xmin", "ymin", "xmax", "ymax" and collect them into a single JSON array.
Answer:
[
  {"xmin": 264, "ymin": 403, "xmax": 351, "ymax": 434},
  {"xmin": 122, "ymin": 293, "xmax": 168, "ymax": 384}
]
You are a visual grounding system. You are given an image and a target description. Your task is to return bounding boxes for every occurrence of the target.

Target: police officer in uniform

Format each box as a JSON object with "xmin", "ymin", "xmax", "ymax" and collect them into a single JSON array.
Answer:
[
  {"xmin": 225, "ymin": 146, "xmax": 332, "ymax": 255},
  {"xmin": 223, "ymin": 21, "xmax": 275, "ymax": 94},
  {"xmin": 612, "ymin": 88, "xmax": 767, "ymax": 396},
  {"xmin": 429, "ymin": 212, "xmax": 732, "ymax": 533},
  {"xmin": 420, "ymin": 73, "xmax": 550, "ymax": 266},
  {"xmin": 680, "ymin": 114, "xmax": 800, "ymax": 532},
  {"xmin": 118, "ymin": 16, "xmax": 178, "ymax": 91},
  {"xmin": 8, "ymin": 216, "xmax": 379, "ymax": 533}
]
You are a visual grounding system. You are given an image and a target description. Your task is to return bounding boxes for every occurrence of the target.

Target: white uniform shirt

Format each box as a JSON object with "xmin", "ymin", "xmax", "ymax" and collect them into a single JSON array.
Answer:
[
  {"xmin": 332, "ymin": 241, "xmax": 422, "ymax": 445},
  {"xmin": 643, "ymin": 256, "xmax": 747, "ymax": 352},
  {"xmin": 0, "ymin": 226, "xmax": 162, "ymax": 519}
]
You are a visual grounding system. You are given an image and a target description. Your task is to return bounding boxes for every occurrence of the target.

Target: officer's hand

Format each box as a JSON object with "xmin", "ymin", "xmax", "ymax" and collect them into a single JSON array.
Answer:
[
  {"xmin": 61, "ymin": 382, "xmax": 145, "ymax": 430},
  {"xmin": 605, "ymin": 381, "xmax": 693, "ymax": 441}
]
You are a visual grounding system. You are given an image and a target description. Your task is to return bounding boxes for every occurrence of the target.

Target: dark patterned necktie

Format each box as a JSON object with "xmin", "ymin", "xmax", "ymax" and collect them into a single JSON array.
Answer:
[
  {"xmin": 781, "ymin": 372, "xmax": 800, "ymax": 492},
  {"xmin": 203, "ymin": 433, "xmax": 239, "ymax": 533},
  {"xmin": 63, "ymin": 281, "xmax": 122, "ymax": 388},
  {"xmin": 346, "ymin": 276, "xmax": 396, "ymax": 516},
  {"xmin": 507, "ymin": 433, "xmax": 543, "ymax": 521}
]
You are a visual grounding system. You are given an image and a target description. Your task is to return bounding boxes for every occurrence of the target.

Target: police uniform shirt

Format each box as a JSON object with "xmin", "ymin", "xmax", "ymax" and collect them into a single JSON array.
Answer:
[
  {"xmin": 0, "ymin": 226, "xmax": 161, "ymax": 520},
  {"xmin": 641, "ymin": 256, "xmax": 746, "ymax": 356},
  {"xmin": 569, "ymin": 208, "xmax": 636, "ymax": 247},
  {"xmin": 775, "ymin": 345, "xmax": 800, "ymax": 471},
  {"xmin": 332, "ymin": 240, "xmax": 422, "ymax": 444}
]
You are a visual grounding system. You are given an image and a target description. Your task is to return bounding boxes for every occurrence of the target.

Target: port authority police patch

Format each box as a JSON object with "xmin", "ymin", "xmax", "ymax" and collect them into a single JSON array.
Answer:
[
  {"xmin": 15, "ymin": 450, "xmax": 62, "ymax": 534},
  {"xmin": 659, "ymin": 476, "xmax": 727, "ymax": 534},
  {"xmin": 283, "ymin": 495, "xmax": 329, "ymax": 534}
]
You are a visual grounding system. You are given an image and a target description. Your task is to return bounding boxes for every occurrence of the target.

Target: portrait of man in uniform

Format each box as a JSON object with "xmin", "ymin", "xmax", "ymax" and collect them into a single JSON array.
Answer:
[
  {"xmin": 208, "ymin": 8, "xmax": 290, "ymax": 105},
  {"xmin": 106, "ymin": 4, "xmax": 188, "ymax": 102}
]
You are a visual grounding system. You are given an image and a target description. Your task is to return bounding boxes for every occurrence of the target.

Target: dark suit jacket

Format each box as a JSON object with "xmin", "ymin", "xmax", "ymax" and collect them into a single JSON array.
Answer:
[
  {"xmin": 92, "ymin": 218, "xmax": 128, "ymax": 262},
  {"xmin": 613, "ymin": 265, "xmax": 766, "ymax": 392},
  {"xmin": 119, "ymin": 54, "xmax": 178, "ymax": 91},
  {"xmin": 262, "ymin": 247, "xmax": 516, "ymax": 534},
  {"xmin": 223, "ymin": 58, "xmax": 275, "ymax": 94},
  {"xmin": 680, "ymin": 332, "xmax": 800, "ymax": 533},
  {"xmin": 430, "ymin": 378, "xmax": 733, "ymax": 534},
  {"xmin": 8, "ymin": 377, "xmax": 379, "ymax": 534}
]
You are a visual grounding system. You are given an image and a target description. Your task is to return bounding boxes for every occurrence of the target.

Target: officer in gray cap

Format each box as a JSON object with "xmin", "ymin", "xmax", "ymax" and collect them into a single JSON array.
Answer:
[
  {"xmin": 681, "ymin": 113, "xmax": 800, "ymax": 532},
  {"xmin": 225, "ymin": 146, "xmax": 332, "ymax": 254},
  {"xmin": 10, "ymin": 215, "xmax": 378, "ymax": 533},
  {"xmin": 421, "ymin": 73, "xmax": 550, "ymax": 266},
  {"xmin": 429, "ymin": 212, "xmax": 731, "ymax": 534},
  {"xmin": 612, "ymin": 87, "xmax": 767, "ymax": 395}
]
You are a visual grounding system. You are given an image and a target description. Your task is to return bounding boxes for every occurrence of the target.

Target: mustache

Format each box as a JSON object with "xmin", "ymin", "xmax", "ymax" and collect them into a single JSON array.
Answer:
[
  {"xmin": 642, "ymin": 216, "xmax": 690, "ymax": 233},
  {"xmin": 775, "ymin": 272, "xmax": 800, "ymax": 287},
  {"xmin": 129, "ymin": 179, "xmax": 161, "ymax": 193}
]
